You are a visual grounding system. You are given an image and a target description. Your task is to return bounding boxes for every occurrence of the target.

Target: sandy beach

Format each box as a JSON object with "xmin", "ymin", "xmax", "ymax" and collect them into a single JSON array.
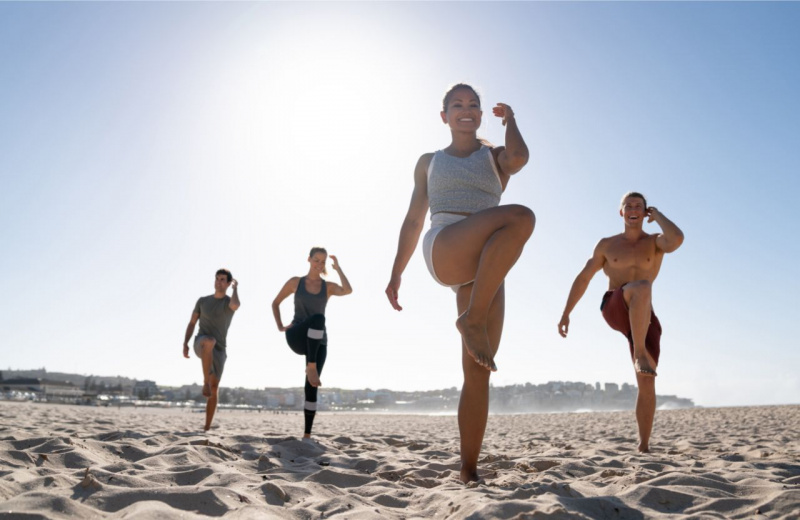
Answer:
[{"xmin": 0, "ymin": 401, "xmax": 798, "ymax": 519}]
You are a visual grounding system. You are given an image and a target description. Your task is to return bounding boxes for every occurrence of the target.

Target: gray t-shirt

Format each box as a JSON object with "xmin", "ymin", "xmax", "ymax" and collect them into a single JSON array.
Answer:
[{"xmin": 193, "ymin": 295, "xmax": 236, "ymax": 349}]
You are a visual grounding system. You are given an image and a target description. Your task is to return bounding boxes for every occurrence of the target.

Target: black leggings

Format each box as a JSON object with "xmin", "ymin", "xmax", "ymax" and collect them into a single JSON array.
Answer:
[{"xmin": 285, "ymin": 314, "xmax": 327, "ymax": 433}]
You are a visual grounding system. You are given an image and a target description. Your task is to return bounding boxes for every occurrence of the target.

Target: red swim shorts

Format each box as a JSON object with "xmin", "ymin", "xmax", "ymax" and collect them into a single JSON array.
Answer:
[{"xmin": 600, "ymin": 286, "xmax": 661, "ymax": 365}]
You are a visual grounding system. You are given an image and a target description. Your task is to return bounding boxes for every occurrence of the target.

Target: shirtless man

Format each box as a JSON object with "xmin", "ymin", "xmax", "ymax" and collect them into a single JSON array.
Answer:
[
  {"xmin": 558, "ymin": 192, "xmax": 683, "ymax": 452},
  {"xmin": 183, "ymin": 269, "xmax": 240, "ymax": 431}
]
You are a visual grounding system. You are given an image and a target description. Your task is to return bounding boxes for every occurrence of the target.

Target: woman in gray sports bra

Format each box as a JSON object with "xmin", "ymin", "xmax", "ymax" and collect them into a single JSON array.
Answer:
[
  {"xmin": 386, "ymin": 83, "xmax": 534, "ymax": 484},
  {"xmin": 272, "ymin": 247, "xmax": 353, "ymax": 439}
]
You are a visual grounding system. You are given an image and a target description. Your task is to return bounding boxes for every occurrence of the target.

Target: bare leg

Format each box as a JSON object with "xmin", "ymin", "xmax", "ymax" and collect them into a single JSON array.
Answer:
[
  {"xmin": 199, "ymin": 338, "xmax": 216, "ymax": 397},
  {"xmin": 457, "ymin": 283, "xmax": 504, "ymax": 483},
  {"xmin": 623, "ymin": 281, "xmax": 657, "ymax": 376},
  {"xmin": 434, "ymin": 205, "xmax": 534, "ymax": 370},
  {"xmin": 635, "ymin": 371, "xmax": 656, "ymax": 452},
  {"xmin": 204, "ymin": 375, "xmax": 220, "ymax": 431},
  {"xmin": 306, "ymin": 363, "xmax": 321, "ymax": 387}
]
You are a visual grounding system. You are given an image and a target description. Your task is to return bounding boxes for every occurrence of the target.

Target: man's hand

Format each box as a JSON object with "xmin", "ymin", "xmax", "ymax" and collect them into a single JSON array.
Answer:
[
  {"xmin": 492, "ymin": 103, "xmax": 515, "ymax": 127},
  {"xmin": 558, "ymin": 315, "xmax": 570, "ymax": 338},
  {"xmin": 183, "ymin": 344, "xmax": 190, "ymax": 359},
  {"xmin": 646, "ymin": 207, "xmax": 660, "ymax": 223},
  {"xmin": 385, "ymin": 275, "xmax": 403, "ymax": 311},
  {"xmin": 231, "ymin": 279, "xmax": 238, "ymax": 289}
]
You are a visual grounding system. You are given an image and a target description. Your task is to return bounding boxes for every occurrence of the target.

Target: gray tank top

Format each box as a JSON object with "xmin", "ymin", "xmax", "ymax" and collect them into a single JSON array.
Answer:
[
  {"xmin": 293, "ymin": 276, "xmax": 328, "ymax": 342},
  {"xmin": 427, "ymin": 145, "xmax": 502, "ymax": 215}
]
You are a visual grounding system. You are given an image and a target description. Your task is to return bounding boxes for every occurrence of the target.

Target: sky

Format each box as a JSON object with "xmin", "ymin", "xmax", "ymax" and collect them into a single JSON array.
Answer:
[{"xmin": 1, "ymin": 2, "xmax": 798, "ymax": 408}]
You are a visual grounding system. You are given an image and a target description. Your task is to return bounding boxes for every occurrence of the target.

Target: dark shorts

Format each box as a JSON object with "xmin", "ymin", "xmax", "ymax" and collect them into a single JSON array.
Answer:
[
  {"xmin": 601, "ymin": 287, "xmax": 661, "ymax": 365},
  {"xmin": 194, "ymin": 335, "xmax": 227, "ymax": 380}
]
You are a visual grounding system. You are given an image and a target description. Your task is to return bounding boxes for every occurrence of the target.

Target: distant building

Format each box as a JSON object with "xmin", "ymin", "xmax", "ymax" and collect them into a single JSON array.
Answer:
[
  {"xmin": 1, "ymin": 378, "xmax": 84, "ymax": 403},
  {"xmin": 133, "ymin": 380, "xmax": 159, "ymax": 399}
]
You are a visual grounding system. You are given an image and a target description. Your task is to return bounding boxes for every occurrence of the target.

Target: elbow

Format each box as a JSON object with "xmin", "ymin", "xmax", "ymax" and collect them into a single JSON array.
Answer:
[
  {"xmin": 506, "ymin": 153, "xmax": 529, "ymax": 174},
  {"xmin": 666, "ymin": 231, "xmax": 685, "ymax": 253}
]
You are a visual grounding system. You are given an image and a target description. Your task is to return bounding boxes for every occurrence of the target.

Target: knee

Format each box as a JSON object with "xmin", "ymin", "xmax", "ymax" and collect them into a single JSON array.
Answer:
[
  {"xmin": 209, "ymin": 381, "xmax": 220, "ymax": 395},
  {"xmin": 631, "ymin": 280, "xmax": 652, "ymax": 296},
  {"xmin": 202, "ymin": 337, "xmax": 217, "ymax": 349},
  {"xmin": 624, "ymin": 281, "xmax": 652, "ymax": 303},
  {"xmin": 309, "ymin": 314, "xmax": 326, "ymax": 329},
  {"xmin": 507, "ymin": 204, "xmax": 535, "ymax": 236}
]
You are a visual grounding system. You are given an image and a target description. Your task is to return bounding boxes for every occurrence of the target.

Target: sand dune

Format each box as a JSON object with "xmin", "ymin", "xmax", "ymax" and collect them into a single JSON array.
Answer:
[{"xmin": 1, "ymin": 401, "xmax": 798, "ymax": 518}]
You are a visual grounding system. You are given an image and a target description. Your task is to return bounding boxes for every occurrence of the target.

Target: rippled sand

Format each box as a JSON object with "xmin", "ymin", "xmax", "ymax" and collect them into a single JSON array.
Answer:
[{"xmin": 1, "ymin": 401, "xmax": 798, "ymax": 519}]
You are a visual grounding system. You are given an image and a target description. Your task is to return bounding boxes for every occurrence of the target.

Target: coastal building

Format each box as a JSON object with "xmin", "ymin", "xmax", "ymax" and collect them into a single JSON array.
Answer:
[{"xmin": 0, "ymin": 378, "xmax": 84, "ymax": 403}]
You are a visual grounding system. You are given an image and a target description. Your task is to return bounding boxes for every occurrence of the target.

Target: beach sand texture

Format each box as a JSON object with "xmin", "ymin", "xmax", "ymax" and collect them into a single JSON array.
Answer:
[{"xmin": 1, "ymin": 401, "xmax": 798, "ymax": 519}]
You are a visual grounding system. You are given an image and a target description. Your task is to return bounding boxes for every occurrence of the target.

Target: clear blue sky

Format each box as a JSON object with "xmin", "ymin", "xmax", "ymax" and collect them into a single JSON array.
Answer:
[{"xmin": 2, "ymin": 2, "xmax": 798, "ymax": 407}]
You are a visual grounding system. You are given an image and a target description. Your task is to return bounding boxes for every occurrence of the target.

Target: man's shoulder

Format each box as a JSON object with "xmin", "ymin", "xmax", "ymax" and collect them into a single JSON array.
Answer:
[
  {"xmin": 197, "ymin": 294, "xmax": 225, "ymax": 305},
  {"xmin": 596, "ymin": 234, "xmax": 621, "ymax": 250}
]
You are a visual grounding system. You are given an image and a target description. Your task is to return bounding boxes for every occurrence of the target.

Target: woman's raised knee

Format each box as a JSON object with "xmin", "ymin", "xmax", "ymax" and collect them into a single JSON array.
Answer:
[
  {"xmin": 506, "ymin": 204, "xmax": 535, "ymax": 235},
  {"xmin": 309, "ymin": 314, "xmax": 326, "ymax": 329}
]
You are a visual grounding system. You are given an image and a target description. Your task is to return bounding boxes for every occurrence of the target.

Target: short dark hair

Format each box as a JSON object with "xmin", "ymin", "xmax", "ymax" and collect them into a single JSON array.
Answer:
[
  {"xmin": 216, "ymin": 268, "xmax": 232, "ymax": 283},
  {"xmin": 620, "ymin": 191, "xmax": 647, "ymax": 209}
]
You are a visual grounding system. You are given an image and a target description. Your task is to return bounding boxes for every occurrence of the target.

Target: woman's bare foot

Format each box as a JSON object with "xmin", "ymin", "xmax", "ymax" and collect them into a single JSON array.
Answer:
[
  {"xmin": 456, "ymin": 312, "xmax": 496, "ymax": 371},
  {"xmin": 460, "ymin": 466, "xmax": 481, "ymax": 484},
  {"xmin": 306, "ymin": 363, "xmax": 322, "ymax": 387},
  {"xmin": 638, "ymin": 442, "xmax": 650, "ymax": 453}
]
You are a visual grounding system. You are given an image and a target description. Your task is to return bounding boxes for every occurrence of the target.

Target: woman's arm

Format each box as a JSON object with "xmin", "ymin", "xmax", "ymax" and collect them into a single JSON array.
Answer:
[
  {"xmin": 272, "ymin": 277, "xmax": 299, "ymax": 331},
  {"xmin": 493, "ymin": 103, "xmax": 529, "ymax": 176},
  {"xmin": 386, "ymin": 153, "xmax": 432, "ymax": 311},
  {"xmin": 327, "ymin": 255, "xmax": 353, "ymax": 297}
]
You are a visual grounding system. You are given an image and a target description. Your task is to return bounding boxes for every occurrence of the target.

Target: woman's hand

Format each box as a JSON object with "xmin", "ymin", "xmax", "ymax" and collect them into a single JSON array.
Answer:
[
  {"xmin": 385, "ymin": 274, "xmax": 403, "ymax": 311},
  {"xmin": 493, "ymin": 103, "xmax": 515, "ymax": 126}
]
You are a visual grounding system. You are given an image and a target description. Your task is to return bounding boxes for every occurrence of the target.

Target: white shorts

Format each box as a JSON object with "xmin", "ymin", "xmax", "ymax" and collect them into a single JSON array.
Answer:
[{"xmin": 422, "ymin": 212, "xmax": 471, "ymax": 292}]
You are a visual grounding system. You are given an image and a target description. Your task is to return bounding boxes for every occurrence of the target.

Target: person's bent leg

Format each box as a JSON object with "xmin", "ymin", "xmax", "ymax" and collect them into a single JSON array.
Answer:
[
  {"xmin": 305, "ymin": 314, "xmax": 325, "ymax": 387},
  {"xmin": 635, "ymin": 371, "xmax": 656, "ymax": 452},
  {"xmin": 434, "ymin": 205, "xmax": 534, "ymax": 370},
  {"xmin": 622, "ymin": 281, "xmax": 657, "ymax": 376},
  {"xmin": 457, "ymin": 283, "xmax": 504, "ymax": 483},
  {"xmin": 198, "ymin": 337, "xmax": 216, "ymax": 397},
  {"xmin": 303, "ymin": 345, "xmax": 327, "ymax": 438},
  {"xmin": 204, "ymin": 375, "xmax": 220, "ymax": 431}
]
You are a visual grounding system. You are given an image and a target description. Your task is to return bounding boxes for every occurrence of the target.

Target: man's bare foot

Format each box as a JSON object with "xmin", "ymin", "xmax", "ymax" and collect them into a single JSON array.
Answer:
[
  {"xmin": 203, "ymin": 424, "xmax": 211, "ymax": 432},
  {"xmin": 638, "ymin": 442, "xmax": 650, "ymax": 453},
  {"xmin": 633, "ymin": 356, "xmax": 657, "ymax": 377},
  {"xmin": 306, "ymin": 363, "xmax": 322, "ymax": 387},
  {"xmin": 202, "ymin": 382, "xmax": 211, "ymax": 397},
  {"xmin": 456, "ymin": 312, "xmax": 496, "ymax": 371}
]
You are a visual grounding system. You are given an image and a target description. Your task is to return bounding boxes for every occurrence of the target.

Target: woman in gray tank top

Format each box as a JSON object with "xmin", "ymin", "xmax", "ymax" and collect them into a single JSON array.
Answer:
[
  {"xmin": 272, "ymin": 247, "xmax": 353, "ymax": 439},
  {"xmin": 386, "ymin": 84, "xmax": 534, "ymax": 484}
]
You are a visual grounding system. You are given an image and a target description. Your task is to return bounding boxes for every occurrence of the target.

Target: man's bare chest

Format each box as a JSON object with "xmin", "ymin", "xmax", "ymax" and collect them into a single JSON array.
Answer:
[{"xmin": 605, "ymin": 241, "xmax": 657, "ymax": 270}]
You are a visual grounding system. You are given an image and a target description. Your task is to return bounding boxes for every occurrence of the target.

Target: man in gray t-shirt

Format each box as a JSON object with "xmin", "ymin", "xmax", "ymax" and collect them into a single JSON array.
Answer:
[{"xmin": 183, "ymin": 268, "xmax": 240, "ymax": 431}]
